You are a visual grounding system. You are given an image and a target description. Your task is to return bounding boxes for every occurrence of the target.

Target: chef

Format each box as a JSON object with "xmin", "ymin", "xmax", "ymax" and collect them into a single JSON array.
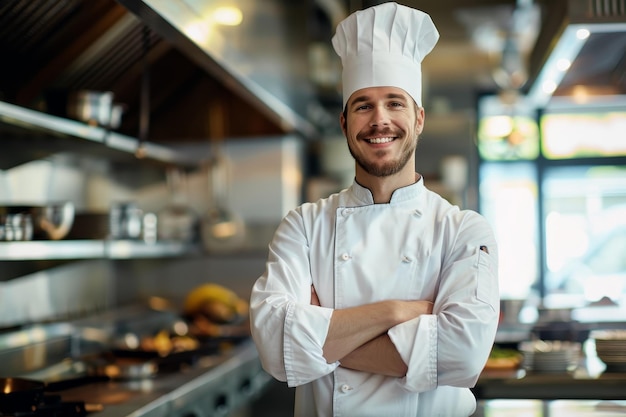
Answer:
[{"xmin": 249, "ymin": 2, "xmax": 500, "ymax": 416}]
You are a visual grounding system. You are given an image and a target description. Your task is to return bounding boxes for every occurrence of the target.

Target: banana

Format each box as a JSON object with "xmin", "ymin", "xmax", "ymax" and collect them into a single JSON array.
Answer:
[
  {"xmin": 183, "ymin": 283, "xmax": 246, "ymax": 321},
  {"xmin": 234, "ymin": 298, "xmax": 249, "ymax": 317}
]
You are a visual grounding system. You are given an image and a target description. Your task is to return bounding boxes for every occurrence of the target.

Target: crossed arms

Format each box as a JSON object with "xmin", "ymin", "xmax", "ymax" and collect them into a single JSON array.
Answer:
[{"xmin": 311, "ymin": 286, "xmax": 433, "ymax": 377}]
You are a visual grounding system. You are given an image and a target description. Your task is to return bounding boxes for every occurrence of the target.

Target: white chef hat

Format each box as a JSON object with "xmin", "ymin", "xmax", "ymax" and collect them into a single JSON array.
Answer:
[{"xmin": 332, "ymin": 2, "xmax": 439, "ymax": 109}]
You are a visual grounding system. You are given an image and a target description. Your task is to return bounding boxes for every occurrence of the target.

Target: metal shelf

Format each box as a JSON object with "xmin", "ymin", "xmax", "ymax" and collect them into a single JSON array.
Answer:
[
  {"xmin": 0, "ymin": 240, "xmax": 199, "ymax": 261},
  {"xmin": 0, "ymin": 101, "xmax": 204, "ymax": 261},
  {"xmin": 106, "ymin": 240, "xmax": 199, "ymax": 259},
  {"xmin": 0, "ymin": 100, "xmax": 200, "ymax": 167}
]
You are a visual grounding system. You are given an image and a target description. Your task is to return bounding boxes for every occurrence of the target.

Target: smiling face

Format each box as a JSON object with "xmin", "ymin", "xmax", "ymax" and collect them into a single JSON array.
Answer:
[{"xmin": 341, "ymin": 86, "xmax": 424, "ymax": 183}]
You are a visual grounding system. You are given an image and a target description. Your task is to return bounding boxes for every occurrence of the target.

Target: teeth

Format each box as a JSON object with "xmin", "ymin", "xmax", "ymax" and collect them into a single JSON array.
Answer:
[{"xmin": 367, "ymin": 137, "xmax": 394, "ymax": 144}]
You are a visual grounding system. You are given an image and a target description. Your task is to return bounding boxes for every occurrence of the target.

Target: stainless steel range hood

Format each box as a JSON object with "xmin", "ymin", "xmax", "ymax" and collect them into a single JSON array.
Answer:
[
  {"xmin": 526, "ymin": 0, "xmax": 626, "ymax": 108},
  {"xmin": 118, "ymin": 0, "xmax": 333, "ymax": 140}
]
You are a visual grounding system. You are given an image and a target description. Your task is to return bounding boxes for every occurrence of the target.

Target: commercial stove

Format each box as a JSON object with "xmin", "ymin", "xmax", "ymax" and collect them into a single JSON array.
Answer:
[{"xmin": 0, "ymin": 306, "xmax": 271, "ymax": 417}]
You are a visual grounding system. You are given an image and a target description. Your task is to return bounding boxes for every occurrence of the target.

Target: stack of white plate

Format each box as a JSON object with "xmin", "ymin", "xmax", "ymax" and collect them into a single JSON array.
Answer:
[
  {"xmin": 519, "ymin": 340, "xmax": 580, "ymax": 373},
  {"xmin": 592, "ymin": 330, "xmax": 626, "ymax": 372}
]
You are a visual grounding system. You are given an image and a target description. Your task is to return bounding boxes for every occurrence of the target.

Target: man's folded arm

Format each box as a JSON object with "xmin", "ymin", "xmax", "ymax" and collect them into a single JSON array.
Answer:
[{"xmin": 313, "ymin": 286, "xmax": 433, "ymax": 366}]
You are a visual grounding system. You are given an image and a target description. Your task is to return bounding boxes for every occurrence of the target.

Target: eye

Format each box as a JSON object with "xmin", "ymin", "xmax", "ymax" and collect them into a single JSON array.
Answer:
[{"xmin": 389, "ymin": 101, "xmax": 405, "ymax": 108}]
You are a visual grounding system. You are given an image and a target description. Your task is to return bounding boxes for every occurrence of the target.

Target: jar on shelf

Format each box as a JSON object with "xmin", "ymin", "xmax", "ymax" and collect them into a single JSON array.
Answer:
[
  {"xmin": 157, "ymin": 168, "xmax": 198, "ymax": 243},
  {"xmin": 110, "ymin": 202, "xmax": 143, "ymax": 240}
]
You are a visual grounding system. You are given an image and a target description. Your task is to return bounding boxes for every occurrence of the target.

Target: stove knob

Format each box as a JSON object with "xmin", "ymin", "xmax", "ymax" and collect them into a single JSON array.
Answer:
[{"xmin": 214, "ymin": 393, "xmax": 229, "ymax": 415}]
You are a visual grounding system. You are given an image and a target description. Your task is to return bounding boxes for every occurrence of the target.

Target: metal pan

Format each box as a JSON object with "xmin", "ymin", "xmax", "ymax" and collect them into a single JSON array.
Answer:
[
  {"xmin": 109, "ymin": 339, "xmax": 222, "ymax": 369},
  {"xmin": 0, "ymin": 377, "xmax": 44, "ymax": 413},
  {"xmin": 84, "ymin": 356, "xmax": 158, "ymax": 380},
  {"xmin": 0, "ymin": 376, "xmax": 108, "ymax": 413}
]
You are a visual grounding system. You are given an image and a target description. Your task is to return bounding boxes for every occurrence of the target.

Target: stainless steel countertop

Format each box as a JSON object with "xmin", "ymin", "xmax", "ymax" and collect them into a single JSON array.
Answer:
[
  {"xmin": 474, "ymin": 365, "xmax": 626, "ymax": 400},
  {"xmin": 472, "ymin": 399, "xmax": 626, "ymax": 417}
]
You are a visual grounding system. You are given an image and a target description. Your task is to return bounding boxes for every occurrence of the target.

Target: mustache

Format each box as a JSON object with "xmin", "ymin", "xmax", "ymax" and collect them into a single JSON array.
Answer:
[{"xmin": 356, "ymin": 127, "xmax": 404, "ymax": 140}]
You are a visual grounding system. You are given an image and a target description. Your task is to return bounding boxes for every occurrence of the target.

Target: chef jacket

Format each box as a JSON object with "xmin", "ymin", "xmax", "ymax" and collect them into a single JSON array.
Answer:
[{"xmin": 250, "ymin": 177, "xmax": 499, "ymax": 417}]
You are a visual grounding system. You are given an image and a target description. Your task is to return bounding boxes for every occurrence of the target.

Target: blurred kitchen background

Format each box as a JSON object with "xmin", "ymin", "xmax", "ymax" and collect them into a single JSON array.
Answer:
[{"xmin": 0, "ymin": 0, "xmax": 625, "ymax": 416}]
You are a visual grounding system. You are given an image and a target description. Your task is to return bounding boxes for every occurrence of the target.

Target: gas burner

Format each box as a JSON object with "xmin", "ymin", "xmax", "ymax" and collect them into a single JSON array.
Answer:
[{"xmin": 0, "ymin": 395, "xmax": 91, "ymax": 417}]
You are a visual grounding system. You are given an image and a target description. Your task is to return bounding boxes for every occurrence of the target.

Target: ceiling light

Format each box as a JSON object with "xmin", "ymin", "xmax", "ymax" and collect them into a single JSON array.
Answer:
[
  {"xmin": 571, "ymin": 85, "xmax": 590, "ymax": 103},
  {"xmin": 556, "ymin": 58, "xmax": 571, "ymax": 72},
  {"xmin": 527, "ymin": 24, "xmax": 588, "ymax": 107},
  {"xmin": 542, "ymin": 80, "xmax": 558, "ymax": 95},
  {"xmin": 212, "ymin": 6, "xmax": 243, "ymax": 26},
  {"xmin": 576, "ymin": 28, "xmax": 590, "ymax": 40},
  {"xmin": 184, "ymin": 20, "xmax": 212, "ymax": 44}
]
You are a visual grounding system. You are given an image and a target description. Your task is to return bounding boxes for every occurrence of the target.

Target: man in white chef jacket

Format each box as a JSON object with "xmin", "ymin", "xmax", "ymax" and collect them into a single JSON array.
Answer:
[{"xmin": 250, "ymin": 2, "xmax": 500, "ymax": 416}]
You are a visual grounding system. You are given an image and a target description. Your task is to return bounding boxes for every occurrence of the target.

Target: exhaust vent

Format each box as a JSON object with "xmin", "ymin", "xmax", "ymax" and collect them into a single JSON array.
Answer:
[
  {"xmin": 588, "ymin": 0, "xmax": 626, "ymax": 18},
  {"xmin": 567, "ymin": 0, "xmax": 626, "ymax": 21}
]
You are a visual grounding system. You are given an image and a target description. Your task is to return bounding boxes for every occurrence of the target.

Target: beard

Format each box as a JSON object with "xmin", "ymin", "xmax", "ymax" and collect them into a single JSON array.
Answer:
[{"xmin": 348, "ymin": 127, "xmax": 417, "ymax": 177}]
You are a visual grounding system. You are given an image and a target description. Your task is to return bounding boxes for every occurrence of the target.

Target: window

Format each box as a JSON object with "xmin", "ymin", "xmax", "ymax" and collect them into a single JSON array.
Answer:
[
  {"xmin": 543, "ymin": 165, "xmax": 626, "ymax": 307},
  {"xmin": 477, "ymin": 96, "xmax": 539, "ymax": 161},
  {"xmin": 479, "ymin": 162, "xmax": 538, "ymax": 299},
  {"xmin": 478, "ymin": 95, "xmax": 626, "ymax": 314},
  {"xmin": 541, "ymin": 111, "xmax": 626, "ymax": 159}
]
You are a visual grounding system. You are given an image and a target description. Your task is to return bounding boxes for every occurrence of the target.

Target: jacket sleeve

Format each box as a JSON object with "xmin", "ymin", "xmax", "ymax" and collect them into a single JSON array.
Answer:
[
  {"xmin": 388, "ymin": 210, "xmax": 500, "ymax": 392},
  {"xmin": 249, "ymin": 208, "xmax": 338, "ymax": 387}
]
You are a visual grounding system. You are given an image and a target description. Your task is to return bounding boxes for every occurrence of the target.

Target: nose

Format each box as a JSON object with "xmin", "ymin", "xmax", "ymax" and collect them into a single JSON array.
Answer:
[{"xmin": 369, "ymin": 105, "xmax": 390, "ymax": 127}]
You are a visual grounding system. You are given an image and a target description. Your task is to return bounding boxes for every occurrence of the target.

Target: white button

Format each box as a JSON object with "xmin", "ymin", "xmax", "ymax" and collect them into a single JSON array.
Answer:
[
  {"xmin": 342, "ymin": 208, "xmax": 354, "ymax": 216},
  {"xmin": 341, "ymin": 253, "xmax": 351, "ymax": 261},
  {"xmin": 402, "ymin": 255, "xmax": 412, "ymax": 263},
  {"xmin": 340, "ymin": 384, "xmax": 353, "ymax": 393}
]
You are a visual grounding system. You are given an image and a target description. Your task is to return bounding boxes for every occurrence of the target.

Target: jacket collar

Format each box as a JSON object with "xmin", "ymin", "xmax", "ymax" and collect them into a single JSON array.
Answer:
[{"xmin": 349, "ymin": 174, "xmax": 424, "ymax": 205}]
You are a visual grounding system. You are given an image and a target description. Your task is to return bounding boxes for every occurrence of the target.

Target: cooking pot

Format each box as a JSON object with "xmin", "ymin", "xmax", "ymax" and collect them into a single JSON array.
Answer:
[
  {"xmin": 45, "ymin": 90, "xmax": 124, "ymax": 129},
  {"xmin": 67, "ymin": 90, "xmax": 117, "ymax": 127},
  {"xmin": 0, "ymin": 202, "xmax": 75, "ymax": 240},
  {"xmin": 0, "ymin": 376, "xmax": 108, "ymax": 413}
]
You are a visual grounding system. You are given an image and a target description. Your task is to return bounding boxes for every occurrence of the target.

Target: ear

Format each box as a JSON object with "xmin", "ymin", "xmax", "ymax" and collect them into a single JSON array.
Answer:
[
  {"xmin": 340, "ymin": 111, "xmax": 347, "ymax": 136},
  {"xmin": 415, "ymin": 106, "xmax": 425, "ymax": 134}
]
